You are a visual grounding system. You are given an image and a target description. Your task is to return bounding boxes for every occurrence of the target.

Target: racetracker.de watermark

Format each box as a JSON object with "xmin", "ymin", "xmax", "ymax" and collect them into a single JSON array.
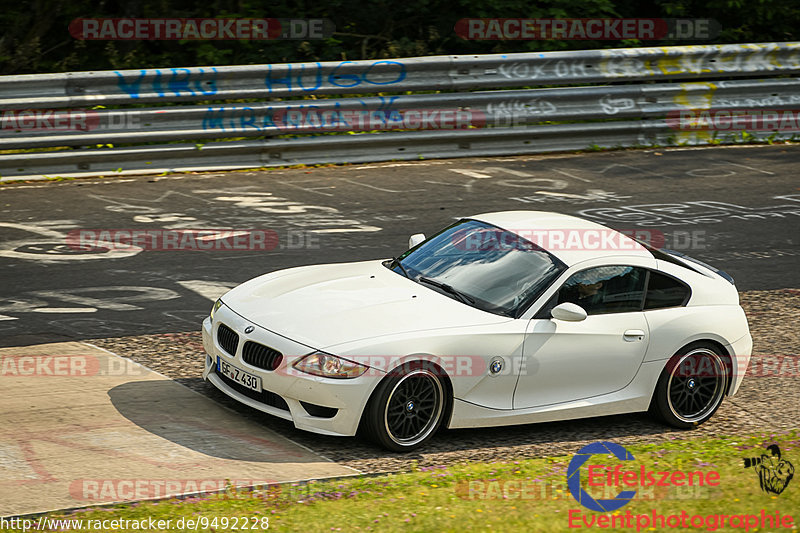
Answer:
[
  {"xmin": 455, "ymin": 18, "xmax": 719, "ymax": 40},
  {"xmin": 1, "ymin": 109, "xmax": 99, "ymax": 131},
  {"xmin": 456, "ymin": 478, "xmax": 720, "ymax": 501},
  {"xmin": 452, "ymin": 228, "xmax": 666, "ymax": 251},
  {"xmin": 667, "ymin": 109, "xmax": 800, "ymax": 131},
  {"xmin": 68, "ymin": 18, "xmax": 334, "ymax": 40},
  {"xmin": 274, "ymin": 355, "xmax": 496, "ymax": 379},
  {"xmin": 68, "ymin": 478, "xmax": 278, "ymax": 501},
  {"xmin": 0, "ymin": 354, "xmax": 148, "ymax": 377},
  {"xmin": 705, "ymin": 354, "xmax": 800, "ymax": 378},
  {"xmin": 262, "ymin": 108, "xmax": 487, "ymax": 132},
  {"xmin": 65, "ymin": 229, "xmax": 312, "ymax": 251}
]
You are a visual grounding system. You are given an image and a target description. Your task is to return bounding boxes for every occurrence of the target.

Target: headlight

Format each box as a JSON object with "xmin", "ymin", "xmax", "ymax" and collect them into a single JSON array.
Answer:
[
  {"xmin": 292, "ymin": 352, "xmax": 368, "ymax": 379},
  {"xmin": 210, "ymin": 299, "xmax": 223, "ymax": 321}
]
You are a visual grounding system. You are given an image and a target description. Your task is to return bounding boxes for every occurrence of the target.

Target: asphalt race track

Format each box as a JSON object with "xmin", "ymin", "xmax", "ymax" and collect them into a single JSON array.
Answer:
[
  {"xmin": 1, "ymin": 144, "xmax": 799, "ymax": 346},
  {"xmin": 1, "ymin": 144, "xmax": 799, "ymax": 476}
]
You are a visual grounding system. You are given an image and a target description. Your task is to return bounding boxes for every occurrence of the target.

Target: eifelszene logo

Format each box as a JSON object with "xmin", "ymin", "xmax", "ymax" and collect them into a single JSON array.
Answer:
[
  {"xmin": 566, "ymin": 441, "xmax": 720, "ymax": 512},
  {"xmin": 743, "ymin": 444, "xmax": 795, "ymax": 495},
  {"xmin": 567, "ymin": 441, "xmax": 637, "ymax": 512}
]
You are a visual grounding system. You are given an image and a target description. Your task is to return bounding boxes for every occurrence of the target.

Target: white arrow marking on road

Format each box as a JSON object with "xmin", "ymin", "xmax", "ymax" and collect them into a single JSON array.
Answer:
[
  {"xmin": 195, "ymin": 231, "xmax": 251, "ymax": 242},
  {"xmin": 177, "ymin": 280, "xmax": 238, "ymax": 302},
  {"xmin": 0, "ymin": 315, "xmax": 18, "ymax": 321},
  {"xmin": 535, "ymin": 191, "xmax": 593, "ymax": 199},
  {"xmin": 449, "ymin": 169, "xmax": 494, "ymax": 179},
  {"xmin": 32, "ymin": 307, "xmax": 98, "ymax": 313}
]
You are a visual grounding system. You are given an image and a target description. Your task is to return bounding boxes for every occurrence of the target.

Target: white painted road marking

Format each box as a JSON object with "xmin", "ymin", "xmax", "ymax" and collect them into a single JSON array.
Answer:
[
  {"xmin": 177, "ymin": 280, "xmax": 238, "ymax": 301},
  {"xmin": 32, "ymin": 308, "xmax": 98, "ymax": 313},
  {"xmin": 449, "ymin": 169, "xmax": 494, "ymax": 179}
]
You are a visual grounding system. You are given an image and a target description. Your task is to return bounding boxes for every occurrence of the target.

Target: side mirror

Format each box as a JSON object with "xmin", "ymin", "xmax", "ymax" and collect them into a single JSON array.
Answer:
[
  {"xmin": 409, "ymin": 233, "xmax": 426, "ymax": 248},
  {"xmin": 551, "ymin": 302, "xmax": 588, "ymax": 322}
]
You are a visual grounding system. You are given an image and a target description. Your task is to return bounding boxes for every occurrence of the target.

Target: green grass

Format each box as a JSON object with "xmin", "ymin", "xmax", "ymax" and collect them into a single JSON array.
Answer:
[{"xmin": 6, "ymin": 431, "xmax": 799, "ymax": 532}]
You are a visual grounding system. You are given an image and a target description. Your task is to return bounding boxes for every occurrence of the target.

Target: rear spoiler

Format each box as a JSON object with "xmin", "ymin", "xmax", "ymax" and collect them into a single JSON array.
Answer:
[
  {"xmin": 659, "ymin": 249, "xmax": 736, "ymax": 285},
  {"xmin": 626, "ymin": 231, "xmax": 736, "ymax": 285}
]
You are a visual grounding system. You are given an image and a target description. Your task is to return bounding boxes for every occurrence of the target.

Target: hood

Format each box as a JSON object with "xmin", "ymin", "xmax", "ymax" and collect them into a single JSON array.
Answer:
[{"xmin": 221, "ymin": 259, "xmax": 509, "ymax": 351}]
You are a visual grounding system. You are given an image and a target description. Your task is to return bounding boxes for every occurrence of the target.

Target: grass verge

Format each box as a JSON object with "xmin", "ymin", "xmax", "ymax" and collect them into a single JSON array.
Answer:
[{"xmin": 6, "ymin": 430, "xmax": 799, "ymax": 532}]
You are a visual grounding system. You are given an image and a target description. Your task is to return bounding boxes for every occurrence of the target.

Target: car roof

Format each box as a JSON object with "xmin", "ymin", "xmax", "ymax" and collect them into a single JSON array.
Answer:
[{"xmin": 469, "ymin": 210, "xmax": 652, "ymax": 266}]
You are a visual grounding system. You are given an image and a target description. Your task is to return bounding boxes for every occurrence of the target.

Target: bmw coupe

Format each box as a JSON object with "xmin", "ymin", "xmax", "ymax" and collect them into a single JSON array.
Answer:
[{"xmin": 202, "ymin": 211, "xmax": 752, "ymax": 451}]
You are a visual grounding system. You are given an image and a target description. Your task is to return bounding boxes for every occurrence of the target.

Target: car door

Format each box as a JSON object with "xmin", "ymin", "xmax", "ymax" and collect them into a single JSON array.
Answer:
[{"xmin": 513, "ymin": 264, "xmax": 651, "ymax": 409}]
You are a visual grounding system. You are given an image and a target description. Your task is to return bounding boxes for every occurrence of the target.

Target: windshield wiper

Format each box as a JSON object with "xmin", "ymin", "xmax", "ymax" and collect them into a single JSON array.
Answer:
[
  {"xmin": 418, "ymin": 277, "xmax": 475, "ymax": 305},
  {"xmin": 389, "ymin": 256, "xmax": 410, "ymax": 278}
]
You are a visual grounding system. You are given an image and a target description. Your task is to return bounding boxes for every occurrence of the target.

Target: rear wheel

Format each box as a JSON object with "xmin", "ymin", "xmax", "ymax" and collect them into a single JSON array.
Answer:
[
  {"xmin": 364, "ymin": 364, "xmax": 446, "ymax": 452},
  {"xmin": 651, "ymin": 342, "xmax": 728, "ymax": 428}
]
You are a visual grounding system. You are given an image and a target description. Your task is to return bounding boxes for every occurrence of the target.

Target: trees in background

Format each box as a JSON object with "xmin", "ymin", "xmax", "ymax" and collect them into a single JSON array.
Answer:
[{"xmin": 0, "ymin": 0, "xmax": 797, "ymax": 74}]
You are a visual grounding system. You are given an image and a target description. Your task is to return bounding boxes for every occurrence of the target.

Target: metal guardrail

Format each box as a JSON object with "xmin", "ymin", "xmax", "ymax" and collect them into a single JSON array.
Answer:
[
  {"xmin": 5, "ymin": 121, "xmax": 792, "ymax": 180},
  {"xmin": 3, "ymin": 78, "xmax": 800, "ymax": 150},
  {"xmin": 1, "ymin": 42, "xmax": 799, "ymax": 180}
]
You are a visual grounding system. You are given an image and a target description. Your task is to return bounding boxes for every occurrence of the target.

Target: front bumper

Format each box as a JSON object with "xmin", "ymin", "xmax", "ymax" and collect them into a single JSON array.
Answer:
[{"xmin": 202, "ymin": 307, "xmax": 382, "ymax": 437}]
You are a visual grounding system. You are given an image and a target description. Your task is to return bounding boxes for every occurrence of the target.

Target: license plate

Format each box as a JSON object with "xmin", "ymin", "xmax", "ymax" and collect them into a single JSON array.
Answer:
[{"xmin": 217, "ymin": 357, "xmax": 262, "ymax": 392}]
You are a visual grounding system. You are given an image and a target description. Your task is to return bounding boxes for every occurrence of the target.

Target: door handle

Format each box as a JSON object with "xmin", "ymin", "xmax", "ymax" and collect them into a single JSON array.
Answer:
[{"xmin": 623, "ymin": 329, "xmax": 646, "ymax": 342}]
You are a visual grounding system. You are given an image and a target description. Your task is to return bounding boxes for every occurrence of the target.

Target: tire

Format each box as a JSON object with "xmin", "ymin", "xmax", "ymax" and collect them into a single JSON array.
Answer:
[
  {"xmin": 364, "ymin": 363, "xmax": 447, "ymax": 452},
  {"xmin": 651, "ymin": 342, "xmax": 729, "ymax": 429}
]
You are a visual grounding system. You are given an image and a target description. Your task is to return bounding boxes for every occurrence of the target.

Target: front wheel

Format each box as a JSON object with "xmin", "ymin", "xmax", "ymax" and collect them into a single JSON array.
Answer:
[
  {"xmin": 651, "ymin": 342, "xmax": 729, "ymax": 428},
  {"xmin": 364, "ymin": 364, "xmax": 446, "ymax": 452}
]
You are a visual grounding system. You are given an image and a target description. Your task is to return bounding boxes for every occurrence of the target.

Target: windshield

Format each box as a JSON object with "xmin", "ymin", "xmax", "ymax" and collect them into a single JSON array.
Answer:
[{"xmin": 388, "ymin": 219, "xmax": 566, "ymax": 317}]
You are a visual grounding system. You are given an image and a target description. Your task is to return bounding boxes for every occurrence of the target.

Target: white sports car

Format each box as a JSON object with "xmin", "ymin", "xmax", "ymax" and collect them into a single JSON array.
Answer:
[{"xmin": 202, "ymin": 211, "xmax": 752, "ymax": 452}]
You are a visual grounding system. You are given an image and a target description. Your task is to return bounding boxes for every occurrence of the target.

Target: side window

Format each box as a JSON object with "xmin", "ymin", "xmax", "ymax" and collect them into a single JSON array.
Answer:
[
  {"xmin": 644, "ymin": 271, "xmax": 691, "ymax": 310},
  {"xmin": 557, "ymin": 265, "xmax": 646, "ymax": 315}
]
